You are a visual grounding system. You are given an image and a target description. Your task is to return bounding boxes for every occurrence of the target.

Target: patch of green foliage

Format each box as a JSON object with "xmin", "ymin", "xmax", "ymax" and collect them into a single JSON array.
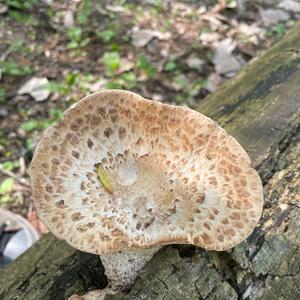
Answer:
[
  {"xmin": 47, "ymin": 72, "xmax": 94, "ymax": 97},
  {"xmin": 103, "ymin": 51, "xmax": 121, "ymax": 76},
  {"xmin": 265, "ymin": 22, "xmax": 293, "ymax": 39},
  {"xmin": 106, "ymin": 71, "xmax": 137, "ymax": 90},
  {"xmin": 0, "ymin": 60, "xmax": 32, "ymax": 77},
  {"xmin": 0, "ymin": 160, "xmax": 19, "ymax": 172},
  {"xmin": 173, "ymin": 75, "xmax": 207, "ymax": 103},
  {"xmin": 76, "ymin": 0, "xmax": 93, "ymax": 25},
  {"xmin": 6, "ymin": 0, "xmax": 38, "ymax": 25},
  {"xmin": 97, "ymin": 23, "xmax": 125, "ymax": 44},
  {"xmin": 67, "ymin": 27, "xmax": 90, "ymax": 51},
  {"xmin": 20, "ymin": 108, "xmax": 63, "ymax": 133},
  {"xmin": 164, "ymin": 59, "xmax": 178, "ymax": 72},
  {"xmin": 5, "ymin": 0, "xmax": 37, "ymax": 9},
  {"xmin": 137, "ymin": 54, "xmax": 157, "ymax": 78},
  {"xmin": 98, "ymin": 29, "xmax": 117, "ymax": 43},
  {"xmin": 0, "ymin": 177, "xmax": 14, "ymax": 206}
]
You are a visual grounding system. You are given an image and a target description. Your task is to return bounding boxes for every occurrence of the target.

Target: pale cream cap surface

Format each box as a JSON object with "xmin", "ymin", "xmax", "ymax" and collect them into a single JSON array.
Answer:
[{"xmin": 29, "ymin": 90, "xmax": 263, "ymax": 254}]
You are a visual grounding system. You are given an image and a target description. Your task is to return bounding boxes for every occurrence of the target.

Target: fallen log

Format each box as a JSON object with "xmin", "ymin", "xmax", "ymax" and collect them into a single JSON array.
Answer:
[{"xmin": 1, "ymin": 21, "xmax": 300, "ymax": 300}]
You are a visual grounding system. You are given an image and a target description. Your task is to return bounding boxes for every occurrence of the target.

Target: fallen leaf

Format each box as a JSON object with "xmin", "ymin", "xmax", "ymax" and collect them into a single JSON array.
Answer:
[
  {"xmin": 18, "ymin": 77, "xmax": 50, "ymax": 102},
  {"xmin": 27, "ymin": 210, "xmax": 49, "ymax": 234},
  {"xmin": 212, "ymin": 39, "xmax": 243, "ymax": 75},
  {"xmin": 96, "ymin": 164, "xmax": 113, "ymax": 194},
  {"xmin": 88, "ymin": 79, "xmax": 109, "ymax": 92},
  {"xmin": 131, "ymin": 29, "xmax": 171, "ymax": 48},
  {"xmin": 0, "ymin": 3, "xmax": 8, "ymax": 14},
  {"xmin": 278, "ymin": 0, "xmax": 300, "ymax": 13},
  {"xmin": 259, "ymin": 8, "xmax": 290, "ymax": 26},
  {"xmin": 206, "ymin": 72, "xmax": 223, "ymax": 93},
  {"xmin": 63, "ymin": 10, "xmax": 74, "ymax": 28},
  {"xmin": 186, "ymin": 56, "xmax": 205, "ymax": 71}
]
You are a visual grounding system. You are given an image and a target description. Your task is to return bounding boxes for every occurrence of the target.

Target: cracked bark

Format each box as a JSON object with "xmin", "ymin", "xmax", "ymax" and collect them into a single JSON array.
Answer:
[{"xmin": 1, "ymin": 21, "xmax": 300, "ymax": 300}]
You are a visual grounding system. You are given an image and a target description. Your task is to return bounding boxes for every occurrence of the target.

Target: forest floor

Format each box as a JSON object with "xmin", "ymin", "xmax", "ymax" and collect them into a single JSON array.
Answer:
[{"xmin": 0, "ymin": 0, "xmax": 299, "ymax": 234}]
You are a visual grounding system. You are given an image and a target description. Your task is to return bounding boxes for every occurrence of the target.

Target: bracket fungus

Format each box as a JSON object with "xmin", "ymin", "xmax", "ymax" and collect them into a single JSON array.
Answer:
[{"xmin": 29, "ymin": 90, "xmax": 263, "ymax": 299}]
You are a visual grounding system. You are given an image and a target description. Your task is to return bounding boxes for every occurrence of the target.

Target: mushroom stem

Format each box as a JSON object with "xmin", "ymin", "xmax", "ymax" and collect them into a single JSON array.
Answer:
[
  {"xmin": 101, "ymin": 247, "xmax": 161, "ymax": 291},
  {"xmin": 69, "ymin": 247, "xmax": 161, "ymax": 300}
]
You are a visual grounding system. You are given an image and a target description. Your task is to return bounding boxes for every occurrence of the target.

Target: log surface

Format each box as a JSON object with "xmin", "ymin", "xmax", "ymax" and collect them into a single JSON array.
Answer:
[{"xmin": 1, "ymin": 21, "xmax": 300, "ymax": 300}]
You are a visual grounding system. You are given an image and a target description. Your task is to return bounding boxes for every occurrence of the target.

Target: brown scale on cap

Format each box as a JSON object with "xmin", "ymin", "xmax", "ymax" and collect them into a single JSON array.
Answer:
[{"xmin": 29, "ymin": 90, "xmax": 263, "ymax": 255}]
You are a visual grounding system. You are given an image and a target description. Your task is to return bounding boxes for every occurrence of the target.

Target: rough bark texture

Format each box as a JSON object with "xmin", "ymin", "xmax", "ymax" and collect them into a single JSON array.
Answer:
[{"xmin": 1, "ymin": 21, "xmax": 300, "ymax": 300}]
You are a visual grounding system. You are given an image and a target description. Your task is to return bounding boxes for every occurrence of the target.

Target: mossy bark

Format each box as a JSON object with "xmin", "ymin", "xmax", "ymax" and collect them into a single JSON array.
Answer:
[{"xmin": 1, "ymin": 21, "xmax": 300, "ymax": 300}]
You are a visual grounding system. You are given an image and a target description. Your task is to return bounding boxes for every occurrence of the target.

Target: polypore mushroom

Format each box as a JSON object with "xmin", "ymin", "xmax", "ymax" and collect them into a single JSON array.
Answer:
[{"xmin": 29, "ymin": 90, "xmax": 263, "ymax": 299}]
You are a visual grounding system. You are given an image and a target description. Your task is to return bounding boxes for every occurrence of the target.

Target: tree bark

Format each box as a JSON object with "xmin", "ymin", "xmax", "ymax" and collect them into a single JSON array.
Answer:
[{"xmin": 1, "ymin": 21, "xmax": 300, "ymax": 300}]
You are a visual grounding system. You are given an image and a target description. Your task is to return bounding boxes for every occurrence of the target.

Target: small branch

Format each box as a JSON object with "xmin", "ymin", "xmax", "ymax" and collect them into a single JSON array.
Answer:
[{"xmin": 0, "ymin": 168, "xmax": 30, "ymax": 187}]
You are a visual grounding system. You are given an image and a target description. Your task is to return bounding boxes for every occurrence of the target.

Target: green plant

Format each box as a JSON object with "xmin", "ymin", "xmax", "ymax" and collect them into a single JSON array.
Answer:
[
  {"xmin": 25, "ymin": 137, "xmax": 34, "ymax": 151},
  {"xmin": 6, "ymin": 0, "xmax": 37, "ymax": 10},
  {"xmin": 265, "ymin": 24, "xmax": 287, "ymax": 39},
  {"xmin": 105, "ymin": 81, "xmax": 123, "ymax": 89},
  {"xmin": 103, "ymin": 51, "xmax": 121, "ymax": 76},
  {"xmin": 20, "ymin": 108, "xmax": 63, "ymax": 133},
  {"xmin": 49, "ymin": 108, "xmax": 63, "ymax": 121},
  {"xmin": 105, "ymin": 72, "xmax": 137, "ymax": 90},
  {"xmin": 9, "ymin": 10, "xmax": 37, "ymax": 25},
  {"xmin": 67, "ymin": 27, "xmax": 90, "ymax": 50},
  {"xmin": 273, "ymin": 24, "xmax": 286, "ymax": 37},
  {"xmin": 119, "ymin": 72, "xmax": 137, "ymax": 89},
  {"xmin": 20, "ymin": 120, "xmax": 40, "ymax": 133},
  {"xmin": 172, "ymin": 75, "xmax": 206, "ymax": 102},
  {"xmin": 7, "ymin": 0, "xmax": 38, "ymax": 26},
  {"xmin": 76, "ymin": 0, "xmax": 93, "ymax": 25},
  {"xmin": 137, "ymin": 54, "xmax": 156, "ymax": 78},
  {"xmin": 0, "ymin": 177, "xmax": 14, "ymax": 206},
  {"xmin": 98, "ymin": 29, "xmax": 117, "ymax": 43},
  {"xmin": 47, "ymin": 72, "xmax": 94, "ymax": 98},
  {"xmin": 0, "ymin": 160, "xmax": 19, "ymax": 171},
  {"xmin": 0, "ymin": 60, "xmax": 32, "ymax": 76},
  {"xmin": 164, "ymin": 59, "xmax": 178, "ymax": 72}
]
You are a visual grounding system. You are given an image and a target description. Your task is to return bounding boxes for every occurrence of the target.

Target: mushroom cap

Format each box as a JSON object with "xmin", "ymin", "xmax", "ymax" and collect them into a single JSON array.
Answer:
[{"xmin": 29, "ymin": 90, "xmax": 263, "ymax": 254}]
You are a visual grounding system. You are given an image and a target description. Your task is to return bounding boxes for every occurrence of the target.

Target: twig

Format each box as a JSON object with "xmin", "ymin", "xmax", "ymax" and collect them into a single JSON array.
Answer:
[
  {"xmin": 0, "ymin": 46, "xmax": 12, "ymax": 61},
  {"xmin": 18, "ymin": 157, "xmax": 26, "ymax": 177},
  {"xmin": 0, "ymin": 168, "xmax": 30, "ymax": 187}
]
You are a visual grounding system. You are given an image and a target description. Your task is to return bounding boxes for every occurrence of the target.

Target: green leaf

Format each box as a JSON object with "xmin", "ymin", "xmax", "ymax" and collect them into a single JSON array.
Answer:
[
  {"xmin": 105, "ymin": 81, "xmax": 123, "ymax": 89},
  {"xmin": 80, "ymin": 37, "xmax": 90, "ymax": 47},
  {"xmin": 6, "ymin": 0, "xmax": 37, "ymax": 10},
  {"xmin": 164, "ymin": 60, "xmax": 177, "ymax": 71},
  {"xmin": 0, "ymin": 160, "xmax": 19, "ymax": 171},
  {"xmin": 120, "ymin": 72, "xmax": 137, "ymax": 89},
  {"xmin": 0, "ymin": 60, "xmax": 32, "ymax": 76},
  {"xmin": 66, "ymin": 72, "xmax": 80, "ymax": 86},
  {"xmin": 25, "ymin": 138, "xmax": 34, "ymax": 151},
  {"xmin": 20, "ymin": 120, "xmax": 40, "ymax": 132},
  {"xmin": 0, "ymin": 178, "xmax": 14, "ymax": 194},
  {"xmin": 41, "ymin": 119, "xmax": 53, "ymax": 129},
  {"xmin": 67, "ymin": 41, "xmax": 79, "ymax": 49},
  {"xmin": 49, "ymin": 108, "xmax": 63, "ymax": 121},
  {"xmin": 96, "ymin": 164, "xmax": 113, "ymax": 194},
  {"xmin": 67, "ymin": 27, "xmax": 82, "ymax": 42},
  {"xmin": 9, "ymin": 10, "xmax": 37, "ymax": 25},
  {"xmin": 46, "ymin": 81, "xmax": 63, "ymax": 93},
  {"xmin": 6, "ymin": 0, "xmax": 23, "ymax": 9},
  {"xmin": 76, "ymin": 0, "xmax": 93, "ymax": 25},
  {"xmin": 98, "ymin": 29, "xmax": 116, "ymax": 42},
  {"xmin": 137, "ymin": 54, "xmax": 156, "ymax": 78},
  {"xmin": 0, "ymin": 194, "xmax": 11, "ymax": 205},
  {"xmin": 103, "ymin": 51, "xmax": 121, "ymax": 76}
]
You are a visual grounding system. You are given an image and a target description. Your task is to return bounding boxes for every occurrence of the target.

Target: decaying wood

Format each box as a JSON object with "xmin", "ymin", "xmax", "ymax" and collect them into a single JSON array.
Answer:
[{"xmin": 1, "ymin": 21, "xmax": 300, "ymax": 300}]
